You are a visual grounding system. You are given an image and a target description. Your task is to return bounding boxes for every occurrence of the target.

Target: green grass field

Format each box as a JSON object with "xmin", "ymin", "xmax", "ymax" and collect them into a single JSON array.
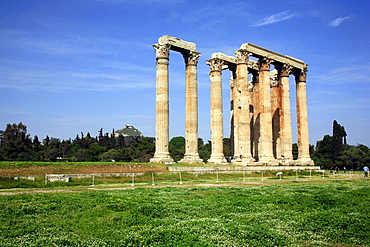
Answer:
[{"xmin": 0, "ymin": 180, "xmax": 369, "ymax": 246}]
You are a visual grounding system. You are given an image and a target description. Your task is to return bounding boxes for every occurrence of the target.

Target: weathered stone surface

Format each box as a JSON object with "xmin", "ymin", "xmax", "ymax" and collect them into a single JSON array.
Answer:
[
  {"xmin": 207, "ymin": 58, "xmax": 227, "ymax": 165},
  {"xmin": 152, "ymin": 35, "xmax": 202, "ymax": 164},
  {"xmin": 150, "ymin": 43, "xmax": 173, "ymax": 164},
  {"xmin": 180, "ymin": 50, "xmax": 203, "ymax": 164},
  {"xmin": 158, "ymin": 35, "xmax": 196, "ymax": 52},
  {"xmin": 240, "ymin": 43, "xmax": 306, "ymax": 70}
]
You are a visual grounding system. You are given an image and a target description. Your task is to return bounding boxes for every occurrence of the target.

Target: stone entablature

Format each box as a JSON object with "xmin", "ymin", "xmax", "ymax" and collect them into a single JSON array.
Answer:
[
  {"xmin": 158, "ymin": 35, "xmax": 196, "ymax": 52},
  {"xmin": 239, "ymin": 43, "xmax": 306, "ymax": 70}
]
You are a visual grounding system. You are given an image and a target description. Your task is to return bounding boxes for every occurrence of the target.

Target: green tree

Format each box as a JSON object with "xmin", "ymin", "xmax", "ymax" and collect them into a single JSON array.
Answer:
[
  {"xmin": 339, "ymin": 144, "xmax": 370, "ymax": 170},
  {"xmin": 311, "ymin": 135, "xmax": 333, "ymax": 168},
  {"xmin": 292, "ymin": 143, "xmax": 298, "ymax": 160},
  {"xmin": 89, "ymin": 143, "xmax": 107, "ymax": 161},
  {"xmin": 99, "ymin": 149, "xmax": 122, "ymax": 162},
  {"xmin": 169, "ymin": 136, "xmax": 185, "ymax": 162},
  {"xmin": 198, "ymin": 138, "xmax": 211, "ymax": 163},
  {"xmin": 0, "ymin": 122, "xmax": 32, "ymax": 160},
  {"xmin": 332, "ymin": 120, "xmax": 344, "ymax": 162}
]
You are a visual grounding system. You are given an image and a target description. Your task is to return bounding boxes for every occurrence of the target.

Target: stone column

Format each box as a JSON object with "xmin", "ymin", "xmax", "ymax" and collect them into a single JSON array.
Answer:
[
  {"xmin": 270, "ymin": 69, "xmax": 281, "ymax": 159},
  {"xmin": 207, "ymin": 58, "xmax": 227, "ymax": 164},
  {"xmin": 229, "ymin": 66, "xmax": 237, "ymax": 162},
  {"xmin": 231, "ymin": 65, "xmax": 242, "ymax": 163},
  {"xmin": 295, "ymin": 66, "xmax": 313, "ymax": 164},
  {"xmin": 150, "ymin": 43, "xmax": 174, "ymax": 163},
  {"xmin": 258, "ymin": 57, "xmax": 275, "ymax": 163},
  {"xmin": 251, "ymin": 70, "xmax": 260, "ymax": 160},
  {"xmin": 235, "ymin": 50, "xmax": 253, "ymax": 164},
  {"xmin": 180, "ymin": 51, "xmax": 203, "ymax": 164},
  {"xmin": 279, "ymin": 64, "xmax": 293, "ymax": 162}
]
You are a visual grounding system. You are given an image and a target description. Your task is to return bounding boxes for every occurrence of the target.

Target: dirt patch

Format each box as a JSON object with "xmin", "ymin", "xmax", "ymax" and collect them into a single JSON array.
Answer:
[{"xmin": 0, "ymin": 163, "xmax": 167, "ymax": 177}]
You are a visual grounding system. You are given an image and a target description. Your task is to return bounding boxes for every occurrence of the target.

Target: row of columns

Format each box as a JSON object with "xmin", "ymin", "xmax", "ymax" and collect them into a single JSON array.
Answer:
[
  {"xmin": 207, "ymin": 49, "xmax": 313, "ymax": 165},
  {"xmin": 150, "ymin": 36, "xmax": 313, "ymax": 165},
  {"xmin": 149, "ymin": 41, "xmax": 203, "ymax": 164}
]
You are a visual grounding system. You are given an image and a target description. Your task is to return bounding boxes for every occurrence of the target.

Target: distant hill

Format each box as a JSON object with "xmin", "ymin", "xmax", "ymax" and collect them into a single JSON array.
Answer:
[{"xmin": 114, "ymin": 124, "xmax": 143, "ymax": 137}]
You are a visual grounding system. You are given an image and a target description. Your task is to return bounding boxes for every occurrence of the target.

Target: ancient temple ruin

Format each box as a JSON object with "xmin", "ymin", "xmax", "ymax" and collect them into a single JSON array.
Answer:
[{"xmin": 151, "ymin": 35, "xmax": 314, "ymax": 166}]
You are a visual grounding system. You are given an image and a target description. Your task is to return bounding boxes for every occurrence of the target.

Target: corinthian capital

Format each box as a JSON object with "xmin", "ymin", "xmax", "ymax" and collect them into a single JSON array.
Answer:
[
  {"xmin": 235, "ymin": 49, "xmax": 250, "ymax": 64},
  {"xmin": 207, "ymin": 58, "xmax": 223, "ymax": 72},
  {"xmin": 153, "ymin": 43, "xmax": 171, "ymax": 58},
  {"xmin": 295, "ymin": 65, "xmax": 308, "ymax": 82},
  {"xmin": 258, "ymin": 57, "xmax": 274, "ymax": 71},
  {"xmin": 280, "ymin": 63, "xmax": 293, "ymax": 77},
  {"xmin": 183, "ymin": 51, "xmax": 201, "ymax": 66}
]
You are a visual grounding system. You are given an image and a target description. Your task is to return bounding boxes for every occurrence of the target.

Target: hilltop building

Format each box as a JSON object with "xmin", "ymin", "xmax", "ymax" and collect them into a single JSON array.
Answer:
[{"xmin": 114, "ymin": 124, "xmax": 143, "ymax": 138}]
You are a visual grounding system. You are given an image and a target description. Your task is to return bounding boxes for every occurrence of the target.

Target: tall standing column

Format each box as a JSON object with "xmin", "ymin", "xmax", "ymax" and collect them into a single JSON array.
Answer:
[
  {"xmin": 279, "ymin": 64, "xmax": 293, "ymax": 162},
  {"xmin": 295, "ymin": 67, "xmax": 313, "ymax": 164},
  {"xmin": 271, "ymin": 69, "xmax": 281, "ymax": 159},
  {"xmin": 235, "ymin": 50, "xmax": 253, "ymax": 164},
  {"xmin": 251, "ymin": 70, "xmax": 260, "ymax": 160},
  {"xmin": 207, "ymin": 58, "xmax": 227, "ymax": 164},
  {"xmin": 229, "ymin": 66, "xmax": 237, "ymax": 162},
  {"xmin": 258, "ymin": 57, "xmax": 275, "ymax": 163},
  {"xmin": 180, "ymin": 51, "xmax": 203, "ymax": 163},
  {"xmin": 150, "ymin": 43, "xmax": 174, "ymax": 163},
  {"xmin": 231, "ymin": 66, "xmax": 242, "ymax": 163}
]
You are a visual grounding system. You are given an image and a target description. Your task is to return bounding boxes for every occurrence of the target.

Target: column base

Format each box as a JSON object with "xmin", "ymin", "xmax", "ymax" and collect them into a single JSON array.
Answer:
[
  {"xmin": 231, "ymin": 155, "xmax": 242, "ymax": 163},
  {"xmin": 241, "ymin": 155, "xmax": 255, "ymax": 165},
  {"xmin": 258, "ymin": 155, "xmax": 275, "ymax": 164},
  {"xmin": 207, "ymin": 154, "xmax": 228, "ymax": 165},
  {"xmin": 179, "ymin": 153, "xmax": 204, "ymax": 164},
  {"xmin": 296, "ymin": 157, "xmax": 315, "ymax": 166},
  {"xmin": 150, "ymin": 153, "xmax": 174, "ymax": 164}
]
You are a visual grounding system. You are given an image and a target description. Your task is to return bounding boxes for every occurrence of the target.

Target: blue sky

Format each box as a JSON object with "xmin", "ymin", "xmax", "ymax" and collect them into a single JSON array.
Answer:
[{"xmin": 1, "ymin": 0, "xmax": 369, "ymax": 147}]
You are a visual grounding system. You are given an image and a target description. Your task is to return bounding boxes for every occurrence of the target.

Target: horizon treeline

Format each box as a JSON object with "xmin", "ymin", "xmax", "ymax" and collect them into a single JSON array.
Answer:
[{"xmin": 0, "ymin": 121, "xmax": 369, "ymax": 169}]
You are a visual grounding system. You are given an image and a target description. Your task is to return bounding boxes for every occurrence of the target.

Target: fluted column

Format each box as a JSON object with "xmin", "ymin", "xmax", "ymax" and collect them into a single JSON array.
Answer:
[
  {"xmin": 251, "ymin": 71, "xmax": 260, "ymax": 160},
  {"xmin": 207, "ymin": 58, "xmax": 227, "ymax": 164},
  {"xmin": 258, "ymin": 57, "xmax": 275, "ymax": 163},
  {"xmin": 180, "ymin": 51, "xmax": 203, "ymax": 164},
  {"xmin": 235, "ymin": 50, "xmax": 253, "ymax": 164},
  {"xmin": 231, "ymin": 65, "xmax": 242, "ymax": 163},
  {"xmin": 279, "ymin": 64, "xmax": 293, "ymax": 162},
  {"xmin": 271, "ymin": 69, "xmax": 281, "ymax": 159},
  {"xmin": 150, "ymin": 43, "xmax": 173, "ymax": 163},
  {"xmin": 229, "ymin": 66, "xmax": 237, "ymax": 161},
  {"xmin": 295, "ymin": 66, "xmax": 313, "ymax": 164}
]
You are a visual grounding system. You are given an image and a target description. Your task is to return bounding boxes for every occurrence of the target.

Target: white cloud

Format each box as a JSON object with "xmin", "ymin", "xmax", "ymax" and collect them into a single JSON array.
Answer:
[
  {"xmin": 252, "ymin": 11, "xmax": 297, "ymax": 27},
  {"xmin": 0, "ymin": 68, "xmax": 154, "ymax": 92},
  {"xmin": 329, "ymin": 15, "xmax": 353, "ymax": 27}
]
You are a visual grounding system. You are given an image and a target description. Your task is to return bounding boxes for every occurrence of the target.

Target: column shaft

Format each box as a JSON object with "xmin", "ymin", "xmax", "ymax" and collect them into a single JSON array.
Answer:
[
  {"xmin": 271, "ymin": 71, "xmax": 281, "ymax": 159},
  {"xmin": 180, "ymin": 52, "xmax": 203, "ymax": 163},
  {"xmin": 251, "ymin": 71, "xmax": 260, "ymax": 160},
  {"xmin": 295, "ymin": 67, "xmax": 313, "ymax": 164},
  {"xmin": 280, "ymin": 65, "xmax": 293, "ymax": 161},
  {"xmin": 235, "ymin": 50, "xmax": 253, "ymax": 164},
  {"xmin": 229, "ymin": 66, "xmax": 242, "ymax": 162},
  {"xmin": 258, "ymin": 58, "xmax": 275, "ymax": 163},
  {"xmin": 207, "ymin": 59, "xmax": 227, "ymax": 164},
  {"xmin": 150, "ymin": 44, "xmax": 173, "ymax": 163}
]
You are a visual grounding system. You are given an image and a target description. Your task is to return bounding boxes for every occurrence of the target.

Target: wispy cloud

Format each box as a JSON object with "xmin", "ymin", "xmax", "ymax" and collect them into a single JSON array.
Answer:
[
  {"xmin": 328, "ymin": 15, "xmax": 353, "ymax": 27},
  {"xmin": 252, "ymin": 11, "xmax": 297, "ymax": 27},
  {"xmin": 0, "ymin": 68, "xmax": 154, "ymax": 92},
  {"xmin": 0, "ymin": 30, "xmax": 150, "ymax": 56}
]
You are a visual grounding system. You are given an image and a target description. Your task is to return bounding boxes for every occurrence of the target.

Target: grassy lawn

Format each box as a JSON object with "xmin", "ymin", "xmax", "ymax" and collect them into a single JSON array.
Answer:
[{"xmin": 0, "ymin": 180, "xmax": 369, "ymax": 246}]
